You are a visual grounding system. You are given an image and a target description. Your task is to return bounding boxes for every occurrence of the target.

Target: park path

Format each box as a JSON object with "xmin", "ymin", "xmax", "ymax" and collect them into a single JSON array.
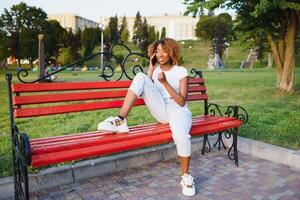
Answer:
[{"xmin": 30, "ymin": 150, "xmax": 300, "ymax": 200}]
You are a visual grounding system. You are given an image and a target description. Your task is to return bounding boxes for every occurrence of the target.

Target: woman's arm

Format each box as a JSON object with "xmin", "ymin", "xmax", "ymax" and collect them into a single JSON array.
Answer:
[{"xmin": 158, "ymin": 72, "xmax": 188, "ymax": 107}]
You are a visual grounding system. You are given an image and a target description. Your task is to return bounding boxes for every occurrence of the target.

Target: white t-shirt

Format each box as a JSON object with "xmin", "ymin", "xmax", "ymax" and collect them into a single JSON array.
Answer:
[{"xmin": 152, "ymin": 65, "xmax": 188, "ymax": 100}]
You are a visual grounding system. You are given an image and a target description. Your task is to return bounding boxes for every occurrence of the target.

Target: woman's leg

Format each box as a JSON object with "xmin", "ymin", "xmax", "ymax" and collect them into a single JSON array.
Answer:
[
  {"xmin": 98, "ymin": 72, "xmax": 168, "ymax": 132},
  {"xmin": 119, "ymin": 90, "xmax": 137, "ymax": 118},
  {"xmin": 125, "ymin": 72, "xmax": 169, "ymax": 123},
  {"xmin": 178, "ymin": 156, "xmax": 190, "ymax": 174}
]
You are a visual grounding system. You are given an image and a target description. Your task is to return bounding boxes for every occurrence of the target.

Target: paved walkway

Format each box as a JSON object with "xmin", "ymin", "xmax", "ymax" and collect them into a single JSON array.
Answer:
[{"xmin": 31, "ymin": 150, "xmax": 300, "ymax": 200}]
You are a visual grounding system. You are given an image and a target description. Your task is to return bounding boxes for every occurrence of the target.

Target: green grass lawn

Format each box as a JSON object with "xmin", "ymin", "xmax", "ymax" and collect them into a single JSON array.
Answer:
[{"xmin": 0, "ymin": 41, "xmax": 299, "ymax": 178}]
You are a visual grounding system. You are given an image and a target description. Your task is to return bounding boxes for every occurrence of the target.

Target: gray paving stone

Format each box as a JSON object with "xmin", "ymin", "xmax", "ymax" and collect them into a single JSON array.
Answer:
[{"xmin": 28, "ymin": 151, "xmax": 300, "ymax": 200}]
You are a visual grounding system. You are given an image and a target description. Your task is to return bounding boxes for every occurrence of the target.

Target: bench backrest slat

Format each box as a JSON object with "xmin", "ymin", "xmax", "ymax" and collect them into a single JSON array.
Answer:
[
  {"xmin": 14, "ymin": 99, "xmax": 146, "ymax": 118},
  {"xmin": 12, "ymin": 81, "xmax": 132, "ymax": 92},
  {"xmin": 13, "ymin": 86, "xmax": 206, "ymax": 106},
  {"xmin": 13, "ymin": 90, "xmax": 128, "ymax": 105},
  {"xmin": 12, "ymin": 76, "xmax": 208, "ymax": 118}
]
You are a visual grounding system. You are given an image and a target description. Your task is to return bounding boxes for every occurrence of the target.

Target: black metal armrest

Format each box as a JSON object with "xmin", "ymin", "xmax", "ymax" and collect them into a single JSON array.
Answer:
[{"xmin": 207, "ymin": 103, "xmax": 249, "ymax": 124}]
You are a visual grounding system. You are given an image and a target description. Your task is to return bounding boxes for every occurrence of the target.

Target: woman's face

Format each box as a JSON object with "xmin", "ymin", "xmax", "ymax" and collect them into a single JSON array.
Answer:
[{"xmin": 155, "ymin": 44, "xmax": 170, "ymax": 65}]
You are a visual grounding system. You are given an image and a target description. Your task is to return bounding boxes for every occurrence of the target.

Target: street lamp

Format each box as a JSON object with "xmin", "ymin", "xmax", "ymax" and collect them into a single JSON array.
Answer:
[{"xmin": 99, "ymin": 24, "xmax": 104, "ymax": 70}]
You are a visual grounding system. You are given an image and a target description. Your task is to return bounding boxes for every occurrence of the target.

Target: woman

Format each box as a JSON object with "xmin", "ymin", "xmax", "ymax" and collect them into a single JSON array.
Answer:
[{"xmin": 98, "ymin": 38, "xmax": 195, "ymax": 197}]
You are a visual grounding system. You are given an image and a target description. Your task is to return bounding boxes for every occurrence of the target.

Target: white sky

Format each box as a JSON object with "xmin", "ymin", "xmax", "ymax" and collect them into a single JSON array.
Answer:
[{"xmin": 0, "ymin": 0, "xmax": 235, "ymax": 22}]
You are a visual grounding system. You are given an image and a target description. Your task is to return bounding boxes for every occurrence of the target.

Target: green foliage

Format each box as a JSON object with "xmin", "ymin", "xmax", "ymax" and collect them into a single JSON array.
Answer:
[
  {"xmin": 160, "ymin": 27, "xmax": 166, "ymax": 39},
  {"xmin": 155, "ymin": 31, "xmax": 160, "ymax": 41},
  {"xmin": 0, "ymin": 2, "xmax": 48, "ymax": 67},
  {"xmin": 138, "ymin": 18, "xmax": 150, "ymax": 54},
  {"xmin": 108, "ymin": 15, "xmax": 119, "ymax": 43},
  {"xmin": 132, "ymin": 11, "xmax": 143, "ymax": 44},
  {"xmin": 195, "ymin": 13, "xmax": 233, "ymax": 41},
  {"xmin": 103, "ymin": 27, "xmax": 111, "ymax": 44},
  {"xmin": 195, "ymin": 13, "xmax": 233, "ymax": 58},
  {"xmin": 57, "ymin": 48, "xmax": 73, "ymax": 66},
  {"xmin": 119, "ymin": 16, "xmax": 129, "ymax": 43},
  {"xmin": 43, "ymin": 20, "xmax": 65, "ymax": 62},
  {"xmin": 81, "ymin": 28, "xmax": 99, "ymax": 57},
  {"xmin": 148, "ymin": 26, "xmax": 156, "ymax": 45}
]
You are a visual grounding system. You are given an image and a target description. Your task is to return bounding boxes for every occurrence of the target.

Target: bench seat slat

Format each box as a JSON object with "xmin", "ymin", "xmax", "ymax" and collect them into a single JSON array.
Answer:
[
  {"xmin": 30, "ymin": 116, "xmax": 237, "ymax": 154},
  {"xmin": 30, "ymin": 115, "xmax": 234, "ymax": 147},
  {"xmin": 31, "ymin": 118, "xmax": 242, "ymax": 168}
]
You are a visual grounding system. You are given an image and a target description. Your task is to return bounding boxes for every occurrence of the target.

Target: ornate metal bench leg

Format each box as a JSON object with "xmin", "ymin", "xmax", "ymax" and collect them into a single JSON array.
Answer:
[
  {"xmin": 201, "ymin": 135, "xmax": 207, "ymax": 155},
  {"xmin": 233, "ymin": 127, "xmax": 239, "ymax": 167},
  {"xmin": 201, "ymin": 134, "xmax": 211, "ymax": 155},
  {"xmin": 12, "ymin": 132, "xmax": 30, "ymax": 200},
  {"xmin": 213, "ymin": 132, "xmax": 226, "ymax": 150}
]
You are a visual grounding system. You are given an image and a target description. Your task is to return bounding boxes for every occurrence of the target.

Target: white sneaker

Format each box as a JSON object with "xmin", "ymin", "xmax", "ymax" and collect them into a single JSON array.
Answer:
[
  {"xmin": 97, "ymin": 116, "xmax": 129, "ymax": 133},
  {"xmin": 180, "ymin": 174, "xmax": 196, "ymax": 197}
]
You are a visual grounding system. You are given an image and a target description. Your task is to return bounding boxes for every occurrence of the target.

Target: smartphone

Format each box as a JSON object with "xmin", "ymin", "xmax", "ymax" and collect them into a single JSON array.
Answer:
[{"xmin": 151, "ymin": 56, "xmax": 157, "ymax": 66}]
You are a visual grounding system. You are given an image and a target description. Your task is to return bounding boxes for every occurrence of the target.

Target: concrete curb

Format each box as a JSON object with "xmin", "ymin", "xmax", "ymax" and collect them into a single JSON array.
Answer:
[
  {"xmin": 1, "ymin": 135, "xmax": 299, "ymax": 199},
  {"xmin": 223, "ymin": 136, "xmax": 300, "ymax": 169}
]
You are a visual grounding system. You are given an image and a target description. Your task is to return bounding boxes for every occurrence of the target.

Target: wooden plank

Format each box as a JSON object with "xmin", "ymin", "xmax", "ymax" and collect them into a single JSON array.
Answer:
[
  {"xmin": 188, "ymin": 77, "xmax": 204, "ymax": 84},
  {"xmin": 187, "ymin": 94, "xmax": 208, "ymax": 101},
  {"xmin": 30, "ymin": 116, "xmax": 237, "ymax": 155},
  {"xmin": 31, "ymin": 119, "xmax": 242, "ymax": 168},
  {"xmin": 188, "ymin": 86, "xmax": 206, "ymax": 92},
  {"xmin": 11, "ymin": 80, "xmax": 132, "ymax": 93},
  {"xmin": 31, "ymin": 133, "xmax": 172, "ymax": 167},
  {"xmin": 14, "ymin": 99, "xmax": 145, "ymax": 118},
  {"xmin": 13, "ymin": 90, "xmax": 128, "ymax": 105},
  {"xmin": 29, "ymin": 115, "xmax": 233, "ymax": 145}
]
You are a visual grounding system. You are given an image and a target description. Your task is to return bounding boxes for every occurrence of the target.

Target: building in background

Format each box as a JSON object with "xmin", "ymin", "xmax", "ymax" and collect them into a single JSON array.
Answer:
[
  {"xmin": 100, "ymin": 14, "xmax": 199, "ymax": 41},
  {"xmin": 48, "ymin": 14, "xmax": 99, "ymax": 32}
]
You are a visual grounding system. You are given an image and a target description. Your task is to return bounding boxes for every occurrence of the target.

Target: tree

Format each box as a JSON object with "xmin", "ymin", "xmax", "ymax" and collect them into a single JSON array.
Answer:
[
  {"xmin": 195, "ymin": 13, "xmax": 233, "ymax": 60},
  {"xmin": 138, "ymin": 18, "xmax": 150, "ymax": 53},
  {"xmin": 148, "ymin": 25, "xmax": 156, "ymax": 44},
  {"xmin": 0, "ymin": 30, "xmax": 9, "ymax": 61},
  {"xmin": 155, "ymin": 31, "xmax": 160, "ymax": 41},
  {"xmin": 184, "ymin": 0, "xmax": 300, "ymax": 92},
  {"xmin": 160, "ymin": 27, "xmax": 166, "ymax": 39},
  {"xmin": 57, "ymin": 47, "xmax": 72, "ymax": 66},
  {"xmin": 132, "ymin": 11, "xmax": 143, "ymax": 44},
  {"xmin": 81, "ymin": 28, "xmax": 99, "ymax": 57},
  {"xmin": 108, "ymin": 15, "xmax": 119, "ymax": 43},
  {"xmin": 42, "ymin": 20, "xmax": 65, "ymax": 64},
  {"xmin": 0, "ymin": 2, "xmax": 48, "ymax": 68},
  {"xmin": 119, "ymin": 16, "xmax": 129, "ymax": 43}
]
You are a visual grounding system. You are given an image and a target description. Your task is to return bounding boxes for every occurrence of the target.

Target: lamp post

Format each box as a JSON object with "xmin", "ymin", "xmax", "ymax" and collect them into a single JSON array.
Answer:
[
  {"xmin": 99, "ymin": 24, "xmax": 104, "ymax": 70},
  {"xmin": 38, "ymin": 34, "xmax": 45, "ymax": 80}
]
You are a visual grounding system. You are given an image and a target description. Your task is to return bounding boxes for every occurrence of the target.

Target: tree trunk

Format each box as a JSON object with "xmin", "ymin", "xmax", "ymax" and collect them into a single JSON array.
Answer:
[
  {"xmin": 267, "ymin": 33, "xmax": 283, "ymax": 88},
  {"xmin": 267, "ymin": 12, "xmax": 297, "ymax": 92},
  {"xmin": 29, "ymin": 58, "xmax": 33, "ymax": 70},
  {"xmin": 267, "ymin": 51, "xmax": 273, "ymax": 68},
  {"xmin": 278, "ymin": 12, "xmax": 297, "ymax": 92}
]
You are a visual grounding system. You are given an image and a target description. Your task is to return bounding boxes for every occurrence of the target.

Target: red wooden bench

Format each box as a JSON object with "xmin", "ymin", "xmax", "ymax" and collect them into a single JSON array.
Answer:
[{"xmin": 6, "ymin": 72, "xmax": 247, "ymax": 200}]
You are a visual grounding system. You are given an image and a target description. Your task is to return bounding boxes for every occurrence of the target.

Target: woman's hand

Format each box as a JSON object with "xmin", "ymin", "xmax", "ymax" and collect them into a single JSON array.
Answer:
[
  {"xmin": 147, "ymin": 54, "xmax": 157, "ymax": 79},
  {"xmin": 150, "ymin": 54, "xmax": 157, "ymax": 69},
  {"xmin": 158, "ymin": 72, "xmax": 167, "ymax": 84}
]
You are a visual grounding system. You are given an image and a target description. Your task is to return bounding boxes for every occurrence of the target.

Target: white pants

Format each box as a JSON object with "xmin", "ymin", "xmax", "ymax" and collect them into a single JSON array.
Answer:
[{"xmin": 129, "ymin": 73, "xmax": 192, "ymax": 157}]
